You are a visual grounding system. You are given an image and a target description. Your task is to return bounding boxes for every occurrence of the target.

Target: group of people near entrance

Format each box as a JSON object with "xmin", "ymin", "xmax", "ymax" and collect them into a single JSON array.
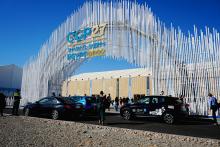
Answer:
[
  {"xmin": 0, "ymin": 89, "xmax": 21, "ymax": 116},
  {"xmin": 104, "ymin": 96, "xmax": 132, "ymax": 112}
]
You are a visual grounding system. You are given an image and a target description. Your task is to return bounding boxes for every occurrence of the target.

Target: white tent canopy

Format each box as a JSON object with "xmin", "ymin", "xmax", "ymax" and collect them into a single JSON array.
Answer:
[{"xmin": 69, "ymin": 68, "xmax": 152, "ymax": 81}]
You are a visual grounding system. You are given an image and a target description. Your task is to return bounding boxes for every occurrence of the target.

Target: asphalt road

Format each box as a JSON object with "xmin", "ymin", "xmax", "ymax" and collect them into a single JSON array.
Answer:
[
  {"xmin": 3, "ymin": 108, "xmax": 220, "ymax": 140},
  {"xmin": 77, "ymin": 113, "xmax": 220, "ymax": 140}
]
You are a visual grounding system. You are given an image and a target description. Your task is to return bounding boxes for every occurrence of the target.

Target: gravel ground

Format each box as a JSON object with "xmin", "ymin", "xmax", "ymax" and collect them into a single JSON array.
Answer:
[{"xmin": 0, "ymin": 116, "xmax": 219, "ymax": 147}]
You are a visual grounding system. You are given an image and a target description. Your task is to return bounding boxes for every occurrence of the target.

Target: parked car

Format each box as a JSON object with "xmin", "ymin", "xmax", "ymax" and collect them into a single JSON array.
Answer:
[
  {"xmin": 23, "ymin": 96, "xmax": 89, "ymax": 120},
  {"xmin": 68, "ymin": 96, "xmax": 98, "ymax": 116},
  {"xmin": 120, "ymin": 95, "xmax": 189, "ymax": 124}
]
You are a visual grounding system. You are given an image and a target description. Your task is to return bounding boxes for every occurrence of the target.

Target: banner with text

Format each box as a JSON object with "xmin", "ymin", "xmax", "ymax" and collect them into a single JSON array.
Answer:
[{"xmin": 66, "ymin": 23, "xmax": 107, "ymax": 61}]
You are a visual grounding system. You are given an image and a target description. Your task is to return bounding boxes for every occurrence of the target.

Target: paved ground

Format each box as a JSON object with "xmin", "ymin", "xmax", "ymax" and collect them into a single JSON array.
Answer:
[{"xmin": 3, "ymin": 108, "xmax": 220, "ymax": 140}]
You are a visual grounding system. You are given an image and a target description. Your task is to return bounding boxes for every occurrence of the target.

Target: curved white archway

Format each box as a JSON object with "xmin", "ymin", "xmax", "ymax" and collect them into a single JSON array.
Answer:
[{"xmin": 21, "ymin": 1, "xmax": 220, "ymax": 115}]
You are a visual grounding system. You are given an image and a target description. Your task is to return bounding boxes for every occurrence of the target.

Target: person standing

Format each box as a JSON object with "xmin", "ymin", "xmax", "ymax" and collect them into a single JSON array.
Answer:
[
  {"xmin": 208, "ymin": 93, "xmax": 218, "ymax": 125},
  {"xmin": 0, "ymin": 93, "xmax": 6, "ymax": 116},
  {"xmin": 114, "ymin": 97, "xmax": 119, "ymax": 111},
  {"xmin": 97, "ymin": 91, "xmax": 106, "ymax": 125},
  {"xmin": 179, "ymin": 95, "xmax": 185, "ymax": 104},
  {"xmin": 12, "ymin": 89, "xmax": 21, "ymax": 116},
  {"xmin": 106, "ymin": 93, "xmax": 111, "ymax": 111},
  {"xmin": 119, "ymin": 97, "xmax": 122, "ymax": 106},
  {"xmin": 160, "ymin": 91, "xmax": 164, "ymax": 96},
  {"xmin": 52, "ymin": 92, "xmax": 56, "ymax": 97}
]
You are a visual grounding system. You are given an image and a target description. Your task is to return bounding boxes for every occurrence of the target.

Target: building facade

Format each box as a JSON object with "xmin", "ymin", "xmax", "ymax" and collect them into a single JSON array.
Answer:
[{"xmin": 62, "ymin": 68, "xmax": 152, "ymax": 99}]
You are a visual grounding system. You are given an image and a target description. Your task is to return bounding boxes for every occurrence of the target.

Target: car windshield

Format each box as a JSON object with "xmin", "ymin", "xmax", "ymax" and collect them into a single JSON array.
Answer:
[{"xmin": 174, "ymin": 99, "xmax": 182, "ymax": 104}]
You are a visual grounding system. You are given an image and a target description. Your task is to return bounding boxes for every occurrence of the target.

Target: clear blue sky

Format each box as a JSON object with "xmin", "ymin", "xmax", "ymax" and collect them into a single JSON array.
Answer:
[{"xmin": 0, "ymin": 0, "xmax": 219, "ymax": 74}]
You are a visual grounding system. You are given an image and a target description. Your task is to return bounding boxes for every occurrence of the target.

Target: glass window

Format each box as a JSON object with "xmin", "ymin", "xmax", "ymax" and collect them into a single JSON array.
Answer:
[
  {"xmin": 138, "ymin": 97, "xmax": 150, "ymax": 104},
  {"xmin": 166, "ymin": 97, "xmax": 182, "ymax": 104},
  {"xmin": 50, "ymin": 98, "xmax": 61, "ymax": 104},
  {"xmin": 151, "ymin": 97, "xmax": 158, "ymax": 104},
  {"xmin": 159, "ymin": 97, "xmax": 165, "ymax": 103},
  {"xmin": 174, "ymin": 98, "xmax": 182, "ymax": 104},
  {"xmin": 38, "ymin": 98, "xmax": 50, "ymax": 104}
]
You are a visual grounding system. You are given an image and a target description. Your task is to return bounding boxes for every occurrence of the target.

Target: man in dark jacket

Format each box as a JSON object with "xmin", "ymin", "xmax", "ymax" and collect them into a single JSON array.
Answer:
[
  {"xmin": 106, "ymin": 93, "xmax": 111, "ymax": 111},
  {"xmin": 114, "ymin": 97, "xmax": 119, "ymax": 111},
  {"xmin": 97, "ymin": 91, "xmax": 106, "ymax": 125},
  {"xmin": 12, "ymin": 89, "xmax": 21, "ymax": 115},
  {"xmin": 0, "ymin": 92, "xmax": 6, "ymax": 116}
]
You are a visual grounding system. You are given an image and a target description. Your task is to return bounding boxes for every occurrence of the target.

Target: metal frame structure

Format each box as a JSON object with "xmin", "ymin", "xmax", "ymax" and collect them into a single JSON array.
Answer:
[{"xmin": 21, "ymin": 1, "xmax": 220, "ymax": 115}]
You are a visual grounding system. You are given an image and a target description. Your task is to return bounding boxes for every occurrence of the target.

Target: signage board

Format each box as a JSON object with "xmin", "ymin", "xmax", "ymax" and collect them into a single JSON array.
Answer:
[{"xmin": 66, "ymin": 23, "xmax": 107, "ymax": 60}]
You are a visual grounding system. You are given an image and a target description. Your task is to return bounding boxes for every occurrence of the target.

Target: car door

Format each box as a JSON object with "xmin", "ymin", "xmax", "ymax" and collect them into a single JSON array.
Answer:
[
  {"xmin": 50, "ymin": 98, "xmax": 63, "ymax": 111},
  {"xmin": 131, "ymin": 97, "xmax": 150, "ymax": 116},
  {"xmin": 37, "ymin": 97, "xmax": 52, "ymax": 116},
  {"xmin": 28, "ymin": 100, "xmax": 43, "ymax": 116},
  {"xmin": 84, "ymin": 96, "xmax": 96, "ymax": 115},
  {"xmin": 149, "ymin": 97, "xmax": 163, "ymax": 116},
  {"xmin": 41, "ymin": 97, "xmax": 63, "ymax": 116},
  {"xmin": 69, "ymin": 96, "xmax": 84, "ymax": 112}
]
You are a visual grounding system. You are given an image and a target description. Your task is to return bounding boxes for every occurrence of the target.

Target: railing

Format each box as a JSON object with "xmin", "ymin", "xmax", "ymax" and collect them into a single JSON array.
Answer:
[
  {"xmin": 5, "ymin": 97, "xmax": 24, "ymax": 109},
  {"xmin": 5, "ymin": 96, "xmax": 14, "ymax": 108}
]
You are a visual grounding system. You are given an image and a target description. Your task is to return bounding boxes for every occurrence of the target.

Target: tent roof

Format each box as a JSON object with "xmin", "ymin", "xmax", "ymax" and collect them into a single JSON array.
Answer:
[{"xmin": 69, "ymin": 68, "xmax": 152, "ymax": 81}]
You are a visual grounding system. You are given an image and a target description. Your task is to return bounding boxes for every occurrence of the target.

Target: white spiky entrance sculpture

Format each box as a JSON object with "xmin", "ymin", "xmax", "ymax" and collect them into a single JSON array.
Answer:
[{"xmin": 21, "ymin": 1, "xmax": 220, "ymax": 115}]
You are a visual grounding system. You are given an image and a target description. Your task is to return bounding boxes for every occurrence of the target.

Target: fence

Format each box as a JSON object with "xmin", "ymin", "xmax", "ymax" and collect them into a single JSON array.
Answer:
[{"xmin": 5, "ymin": 97, "xmax": 14, "ymax": 108}]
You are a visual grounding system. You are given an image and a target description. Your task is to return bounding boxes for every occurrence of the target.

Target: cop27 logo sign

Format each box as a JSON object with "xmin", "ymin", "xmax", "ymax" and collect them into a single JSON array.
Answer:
[{"xmin": 66, "ymin": 23, "xmax": 107, "ymax": 60}]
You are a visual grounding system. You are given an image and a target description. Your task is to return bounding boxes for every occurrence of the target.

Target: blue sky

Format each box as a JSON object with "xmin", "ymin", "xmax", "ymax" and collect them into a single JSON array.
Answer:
[{"xmin": 0, "ymin": 0, "xmax": 219, "ymax": 74}]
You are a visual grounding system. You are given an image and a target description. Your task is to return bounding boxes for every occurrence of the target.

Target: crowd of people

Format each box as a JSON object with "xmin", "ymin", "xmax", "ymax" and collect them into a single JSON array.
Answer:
[{"xmin": 91, "ymin": 91, "xmax": 134, "ymax": 125}]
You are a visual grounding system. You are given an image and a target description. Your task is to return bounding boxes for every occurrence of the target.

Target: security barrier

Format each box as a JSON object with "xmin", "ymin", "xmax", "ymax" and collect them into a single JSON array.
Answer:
[{"xmin": 5, "ymin": 97, "xmax": 14, "ymax": 108}]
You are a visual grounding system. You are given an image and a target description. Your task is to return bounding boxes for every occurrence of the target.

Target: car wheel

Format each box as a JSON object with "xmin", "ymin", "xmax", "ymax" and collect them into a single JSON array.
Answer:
[
  {"xmin": 122, "ymin": 110, "xmax": 131, "ymax": 120},
  {"xmin": 51, "ymin": 110, "xmax": 59, "ymax": 120},
  {"xmin": 163, "ymin": 113, "xmax": 174, "ymax": 124},
  {"xmin": 24, "ymin": 108, "xmax": 30, "ymax": 116}
]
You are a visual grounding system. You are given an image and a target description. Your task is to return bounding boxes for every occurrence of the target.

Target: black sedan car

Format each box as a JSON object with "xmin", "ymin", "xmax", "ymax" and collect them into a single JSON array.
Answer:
[
  {"xmin": 23, "ymin": 96, "xmax": 89, "ymax": 120},
  {"xmin": 120, "ymin": 96, "xmax": 189, "ymax": 124}
]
